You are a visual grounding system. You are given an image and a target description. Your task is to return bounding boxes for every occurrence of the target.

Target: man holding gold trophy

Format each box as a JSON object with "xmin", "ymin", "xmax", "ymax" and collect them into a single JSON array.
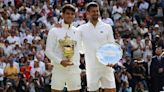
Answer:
[
  {"xmin": 78, "ymin": 2, "xmax": 122, "ymax": 92},
  {"xmin": 45, "ymin": 4, "xmax": 81, "ymax": 92}
]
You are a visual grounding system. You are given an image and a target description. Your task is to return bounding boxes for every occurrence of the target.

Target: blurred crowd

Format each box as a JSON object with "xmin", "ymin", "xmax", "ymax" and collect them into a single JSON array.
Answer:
[{"xmin": 0, "ymin": 0, "xmax": 164, "ymax": 92}]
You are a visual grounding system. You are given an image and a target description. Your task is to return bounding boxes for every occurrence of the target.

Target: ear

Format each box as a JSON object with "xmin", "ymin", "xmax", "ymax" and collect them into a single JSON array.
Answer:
[
  {"xmin": 61, "ymin": 13, "xmax": 64, "ymax": 18},
  {"xmin": 86, "ymin": 11, "xmax": 90, "ymax": 20},
  {"xmin": 86, "ymin": 11, "xmax": 89, "ymax": 16}
]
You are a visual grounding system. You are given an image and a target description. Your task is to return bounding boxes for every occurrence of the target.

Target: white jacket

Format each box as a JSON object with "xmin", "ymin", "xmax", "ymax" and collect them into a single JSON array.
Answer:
[
  {"xmin": 78, "ymin": 20, "xmax": 115, "ymax": 70},
  {"xmin": 45, "ymin": 22, "xmax": 81, "ymax": 72}
]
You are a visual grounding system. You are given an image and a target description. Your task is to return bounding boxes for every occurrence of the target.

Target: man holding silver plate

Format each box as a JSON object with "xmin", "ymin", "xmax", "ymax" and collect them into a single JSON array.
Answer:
[
  {"xmin": 78, "ymin": 2, "xmax": 122, "ymax": 92},
  {"xmin": 45, "ymin": 4, "xmax": 81, "ymax": 92}
]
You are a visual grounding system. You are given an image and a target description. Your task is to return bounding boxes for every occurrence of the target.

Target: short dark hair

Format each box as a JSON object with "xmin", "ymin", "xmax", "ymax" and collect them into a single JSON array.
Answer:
[
  {"xmin": 86, "ymin": 2, "xmax": 99, "ymax": 11},
  {"xmin": 62, "ymin": 4, "xmax": 76, "ymax": 13}
]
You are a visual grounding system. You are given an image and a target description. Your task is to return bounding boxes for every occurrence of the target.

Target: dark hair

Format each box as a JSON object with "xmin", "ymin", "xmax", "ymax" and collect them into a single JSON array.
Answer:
[
  {"xmin": 86, "ymin": 2, "xmax": 99, "ymax": 11},
  {"xmin": 62, "ymin": 4, "xmax": 76, "ymax": 13}
]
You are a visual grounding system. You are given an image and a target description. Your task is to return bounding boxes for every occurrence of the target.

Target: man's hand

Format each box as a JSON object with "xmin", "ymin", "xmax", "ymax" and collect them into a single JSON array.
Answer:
[
  {"xmin": 55, "ymin": 23, "xmax": 62, "ymax": 28},
  {"xmin": 60, "ymin": 59, "xmax": 73, "ymax": 67},
  {"xmin": 106, "ymin": 64, "xmax": 114, "ymax": 67}
]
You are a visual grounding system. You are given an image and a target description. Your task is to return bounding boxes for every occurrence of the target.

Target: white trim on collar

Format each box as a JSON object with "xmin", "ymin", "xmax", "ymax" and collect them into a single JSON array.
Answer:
[{"xmin": 61, "ymin": 20, "xmax": 73, "ymax": 29}]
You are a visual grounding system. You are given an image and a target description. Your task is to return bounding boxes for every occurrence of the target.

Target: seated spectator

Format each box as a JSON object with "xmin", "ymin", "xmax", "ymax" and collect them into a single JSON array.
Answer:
[
  {"xmin": 112, "ymin": 1, "xmax": 123, "ymax": 21},
  {"xmin": 4, "ymin": 56, "xmax": 19, "ymax": 88},
  {"xmin": 132, "ymin": 59, "xmax": 148, "ymax": 91},
  {"xmin": 150, "ymin": 46, "xmax": 164, "ymax": 92},
  {"xmin": 2, "ymin": 40, "xmax": 13, "ymax": 57},
  {"xmin": 43, "ymin": 63, "xmax": 52, "ymax": 92},
  {"xmin": 0, "ymin": 56, "xmax": 6, "ymax": 90},
  {"xmin": 20, "ymin": 61, "xmax": 32, "ymax": 81},
  {"xmin": 30, "ymin": 59, "xmax": 42, "ymax": 78}
]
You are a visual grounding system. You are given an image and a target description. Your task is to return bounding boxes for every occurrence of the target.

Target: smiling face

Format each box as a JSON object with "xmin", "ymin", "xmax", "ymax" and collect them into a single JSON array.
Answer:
[
  {"xmin": 62, "ymin": 9, "xmax": 75, "ymax": 24},
  {"xmin": 87, "ymin": 5, "xmax": 100, "ymax": 21},
  {"xmin": 155, "ymin": 47, "xmax": 162, "ymax": 56},
  {"xmin": 62, "ymin": 4, "xmax": 76, "ymax": 24}
]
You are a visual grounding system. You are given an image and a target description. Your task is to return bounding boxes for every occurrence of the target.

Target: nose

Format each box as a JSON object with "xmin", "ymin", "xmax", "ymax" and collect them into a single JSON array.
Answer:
[
  {"xmin": 67, "ymin": 13, "xmax": 74, "ymax": 17},
  {"xmin": 93, "ymin": 10, "xmax": 99, "ymax": 15}
]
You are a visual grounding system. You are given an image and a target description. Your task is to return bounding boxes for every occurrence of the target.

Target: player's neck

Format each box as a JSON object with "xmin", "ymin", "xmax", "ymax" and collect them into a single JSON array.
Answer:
[
  {"xmin": 90, "ymin": 20, "xmax": 98, "ymax": 27},
  {"xmin": 64, "ymin": 21, "xmax": 72, "ymax": 25},
  {"xmin": 63, "ymin": 20, "xmax": 72, "ymax": 29}
]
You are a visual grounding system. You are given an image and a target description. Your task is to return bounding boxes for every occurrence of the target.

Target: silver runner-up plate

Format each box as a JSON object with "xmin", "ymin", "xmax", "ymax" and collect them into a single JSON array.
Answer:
[{"xmin": 96, "ymin": 43, "xmax": 123, "ymax": 65}]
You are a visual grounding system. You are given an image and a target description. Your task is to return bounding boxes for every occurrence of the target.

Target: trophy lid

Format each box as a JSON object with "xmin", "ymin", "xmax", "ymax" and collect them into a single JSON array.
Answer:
[{"xmin": 59, "ymin": 34, "xmax": 76, "ymax": 47}]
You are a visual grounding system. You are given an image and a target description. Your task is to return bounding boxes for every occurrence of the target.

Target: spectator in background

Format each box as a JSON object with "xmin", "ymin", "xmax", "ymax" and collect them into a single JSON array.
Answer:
[
  {"xmin": 21, "ymin": 60, "xmax": 32, "ymax": 81},
  {"xmin": 139, "ymin": 0, "xmax": 149, "ymax": 19},
  {"xmin": 115, "ymin": 32, "xmax": 124, "ymax": 47},
  {"xmin": 132, "ymin": 59, "xmax": 148, "ymax": 92},
  {"xmin": 122, "ymin": 39, "xmax": 132, "ymax": 58},
  {"xmin": 1, "ymin": 12, "xmax": 12, "ymax": 30},
  {"xmin": 10, "ymin": 7, "xmax": 21, "ymax": 22},
  {"xmin": 150, "ymin": 46, "xmax": 164, "ymax": 92},
  {"xmin": 122, "ymin": 17, "xmax": 133, "ymax": 33},
  {"xmin": 6, "ymin": 54, "xmax": 20, "ymax": 72},
  {"xmin": 139, "ymin": 22, "xmax": 148, "ymax": 37},
  {"xmin": 101, "ymin": 0, "xmax": 111, "ymax": 17},
  {"xmin": 158, "ymin": 21, "xmax": 164, "ymax": 33},
  {"xmin": 102, "ymin": 12, "xmax": 114, "ymax": 27},
  {"xmin": 4, "ymin": 56, "xmax": 19, "ymax": 88},
  {"xmin": 2, "ymin": 40, "xmax": 13, "ymax": 56},
  {"xmin": 143, "ymin": 38, "xmax": 152, "ymax": 61},
  {"xmin": 112, "ymin": 1, "xmax": 123, "ymax": 22},
  {"xmin": 118, "ymin": 67, "xmax": 132, "ymax": 92},
  {"xmin": 160, "ymin": 0, "xmax": 164, "ymax": 20},
  {"xmin": 0, "ymin": 47, "xmax": 5, "ymax": 57},
  {"xmin": 0, "ymin": 56, "xmax": 6, "ymax": 90},
  {"xmin": 73, "ymin": 13, "xmax": 86, "ymax": 27},
  {"xmin": 152, "ymin": 24, "xmax": 160, "ymax": 39},
  {"xmin": 144, "ymin": 54, "xmax": 153, "ymax": 92},
  {"xmin": 43, "ymin": 63, "xmax": 52, "ymax": 92},
  {"xmin": 131, "ymin": 21, "xmax": 141, "ymax": 38},
  {"xmin": 30, "ymin": 59, "xmax": 42, "ymax": 78},
  {"xmin": 131, "ymin": 36, "xmax": 144, "ymax": 60},
  {"xmin": 158, "ymin": 31, "xmax": 164, "ymax": 49},
  {"xmin": 30, "ymin": 51, "xmax": 45, "ymax": 75}
]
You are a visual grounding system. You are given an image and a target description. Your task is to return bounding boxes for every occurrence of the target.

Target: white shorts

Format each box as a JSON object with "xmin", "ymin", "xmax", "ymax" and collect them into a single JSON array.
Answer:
[
  {"xmin": 51, "ymin": 69, "xmax": 81, "ymax": 91},
  {"xmin": 86, "ymin": 67, "xmax": 116, "ymax": 91}
]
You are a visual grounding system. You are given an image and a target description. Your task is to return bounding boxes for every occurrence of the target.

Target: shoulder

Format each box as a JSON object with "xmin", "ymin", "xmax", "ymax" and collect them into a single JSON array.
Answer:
[
  {"xmin": 152, "ymin": 56, "xmax": 157, "ymax": 62},
  {"xmin": 152, "ymin": 56, "xmax": 156, "ymax": 59},
  {"xmin": 162, "ymin": 56, "xmax": 164, "ymax": 59},
  {"xmin": 48, "ymin": 28, "xmax": 56, "ymax": 34},
  {"xmin": 77, "ymin": 23, "xmax": 88, "ymax": 31},
  {"xmin": 49, "ymin": 27, "xmax": 58, "ymax": 33},
  {"xmin": 101, "ymin": 22, "xmax": 113, "ymax": 32},
  {"xmin": 71, "ymin": 26, "xmax": 78, "ymax": 32},
  {"xmin": 5, "ymin": 66, "xmax": 9, "ymax": 70},
  {"xmin": 14, "ymin": 66, "xmax": 18, "ymax": 70},
  {"xmin": 48, "ymin": 27, "xmax": 62, "ymax": 36},
  {"xmin": 152, "ymin": 56, "xmax": 157, "ymax": 58}
]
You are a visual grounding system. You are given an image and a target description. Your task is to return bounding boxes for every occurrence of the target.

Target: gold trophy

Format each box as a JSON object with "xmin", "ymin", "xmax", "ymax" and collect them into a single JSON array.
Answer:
[{"xmin": 59, "ymin": 34, "xmax": 77, "ymax": 63}]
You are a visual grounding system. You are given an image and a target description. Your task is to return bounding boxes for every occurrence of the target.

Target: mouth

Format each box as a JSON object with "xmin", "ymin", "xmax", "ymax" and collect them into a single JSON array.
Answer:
[{"xmin": 93, "ymin": 15, "xmax": 99, "ymax": 17}]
